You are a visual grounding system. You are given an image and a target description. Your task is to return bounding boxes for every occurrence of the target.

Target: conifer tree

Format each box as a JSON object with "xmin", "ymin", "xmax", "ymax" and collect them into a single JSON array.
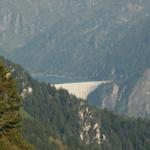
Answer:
[
  {"xmin": 0, "ymin": 62, "xmax": 22, "ymax": 132},
  {"xmin": 0, "ymin": 62, "xmax": 34, "ymax": 149}
]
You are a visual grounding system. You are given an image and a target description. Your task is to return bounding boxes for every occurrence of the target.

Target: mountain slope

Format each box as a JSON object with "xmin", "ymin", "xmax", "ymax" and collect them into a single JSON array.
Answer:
[
  {"xmin": 88, "ymin": 16, "xmax": 150, "ymax": 117},
  {"xmin": 0, "ymin": 0, "xmax": 66, "ymax": 51},
  {"xmin": 9, "ymin": 8, "xmax": 150, "ymax": 118},
  {"xmin": 1, "ymin": 56, "xmax": 150, "ymax": 150},
  {"xmin": 0, "ymin": 56, "xmax": 104, "ymax": 149},
  {"xmin": 3, "ymin": 0, "xmax": 149, "ymax": 77}
]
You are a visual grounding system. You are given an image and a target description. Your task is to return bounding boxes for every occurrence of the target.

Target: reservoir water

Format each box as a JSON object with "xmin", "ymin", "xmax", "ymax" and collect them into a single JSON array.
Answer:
[{"xmin": 32, "ymin": 74, "xmax": 86, "ymax": 84}]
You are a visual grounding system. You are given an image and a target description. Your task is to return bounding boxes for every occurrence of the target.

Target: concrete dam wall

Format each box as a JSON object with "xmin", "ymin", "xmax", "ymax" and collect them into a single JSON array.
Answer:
[{"xmin": 54, "ymin": 81, "xmax": 111, "ymax": 99}]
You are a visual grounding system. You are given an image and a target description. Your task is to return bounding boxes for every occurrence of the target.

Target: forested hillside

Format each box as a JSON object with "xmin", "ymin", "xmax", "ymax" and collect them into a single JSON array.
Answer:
[
  {"xmin": 0, "ymin": 56, "xmax": 150, "ymax": 150},
  {"xmin": 0, "ymin": 56, "xmax": 103, "ymax": 149},
  {"xmin": 0, "ymin": 62, "xmax": 33, "ymax": 150}
]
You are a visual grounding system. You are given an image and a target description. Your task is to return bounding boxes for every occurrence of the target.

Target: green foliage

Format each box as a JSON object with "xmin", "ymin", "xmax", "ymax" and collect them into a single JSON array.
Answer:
[
  {"xmin": 0, "ymin": 129, "xmax": 34, "ymax": 150},
  {"xmin": 101, "ymin": 109, "xmax": 150, "ymax": 150},
  {"xmin": 1, "ymin": 56, "xmax": 150, "ymax": 150},
  {"xmin": 0, "ymin": 61, "xmax": 33, "ymax": 150},
  {"xmin": 22, "ymin": 81, "xmax": 82, "ymax": 150},
  {"xmin": 0, "ymin": 62, "xmax": 22, "ymax": 132}
]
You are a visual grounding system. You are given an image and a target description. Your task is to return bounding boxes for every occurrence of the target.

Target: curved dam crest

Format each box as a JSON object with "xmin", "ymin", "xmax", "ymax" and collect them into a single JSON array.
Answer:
[{"xmin": 54, "ymin": 81, "xmax": 112, "ymax": 99}]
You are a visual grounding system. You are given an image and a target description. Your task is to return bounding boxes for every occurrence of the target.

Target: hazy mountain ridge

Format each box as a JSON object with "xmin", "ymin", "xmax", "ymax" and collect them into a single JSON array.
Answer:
[
  {"xmin": 11, "ymin": 14, "xmax": 150, "ymax": 118},
  {"xmin": 0, "ymin": 0, "xmax": 67, "ymax": 51},
  {"xmin": 2, "ymin": 0, "xmax": 149, "ymax": 76}
]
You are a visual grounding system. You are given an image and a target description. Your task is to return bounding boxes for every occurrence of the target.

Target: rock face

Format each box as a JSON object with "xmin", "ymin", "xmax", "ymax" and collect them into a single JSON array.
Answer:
[
  {"xmin": 79, "ymin": 101, "xmax": 105, "ymax": 145},
  {"xmin": 0, "ymin": 0, "xmax": 112, "ymax": 51},
  {"xmin": 88, "ymin": 70, "xmax": 150, "ymax": 118},
  {"xmin": 101, "ymin": 83, "xmax": 119, "ymax": 111},
  {"xmin": 88, "ymin": 71, "xmax": 150, "ymax": 118},
  {"xmin": 1, "ymin": 0, "xmax": 149, "ymax": 73},
  {"xmin": 127, "ymin": 69, "xmax": 150, "ymax": 118},
  {"xmin": 87, "ymin": 82, "xmax": 119, "ymax": 111},
  {"xmin": 0, "ymin": 0, "xmax": 65, "ymax": 51}
]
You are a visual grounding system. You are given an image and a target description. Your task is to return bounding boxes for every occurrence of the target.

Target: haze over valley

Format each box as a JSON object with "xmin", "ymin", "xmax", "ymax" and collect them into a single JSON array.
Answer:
[
  {"xmin": 0, "ymin": 0, "xmax": 150, "ymax": 150},
  {"xmin": 1, "ymin": 1, "xmax": 150, "ymax": 118}
]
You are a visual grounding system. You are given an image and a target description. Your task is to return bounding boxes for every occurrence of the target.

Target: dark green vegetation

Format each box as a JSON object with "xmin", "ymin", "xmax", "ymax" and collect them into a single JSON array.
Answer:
[
  {"xmin": 101, "ymin": 110, "xmax": 150, "ymax": 150},
  {"xmin": 0, "ymin": 56, "xmax": 95, "ymax": 149},
  {"xmin": 0, "ymin": 62, "xmax": 33, "ymax": 150},
  {"xmin": 0, "ymin": 56, "xmax": 150, "ymax": 150}
]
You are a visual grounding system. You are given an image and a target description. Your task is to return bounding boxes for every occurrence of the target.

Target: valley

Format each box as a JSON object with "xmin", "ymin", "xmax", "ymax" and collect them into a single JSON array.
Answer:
[
  {"xmin": 32, "ymin": 74, "xmax": 112, "ymax": 99},
  {"xmin": 0, "ymin": 0, "xmax": 150, "ymax": 149}
]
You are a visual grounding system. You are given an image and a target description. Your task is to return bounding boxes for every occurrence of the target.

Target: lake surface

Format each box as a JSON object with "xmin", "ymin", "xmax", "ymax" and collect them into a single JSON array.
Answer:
[{"xmin": 32, "ymin": 74, "xmax": 86, "ymax": 84}]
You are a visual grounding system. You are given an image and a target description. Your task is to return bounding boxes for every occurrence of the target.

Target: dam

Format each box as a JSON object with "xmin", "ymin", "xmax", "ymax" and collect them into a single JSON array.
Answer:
[{"xmin": 54, "ymin": 81, "xmax": 111, "ymax": 99}]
